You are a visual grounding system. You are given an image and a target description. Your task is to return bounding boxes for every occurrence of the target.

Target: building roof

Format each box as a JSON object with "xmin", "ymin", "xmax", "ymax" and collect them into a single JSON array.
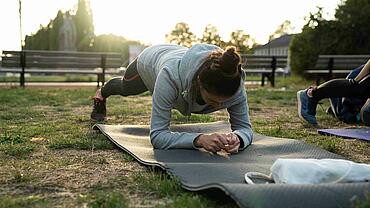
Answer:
[{"xmin": 254, "ymin": 34, "xmax": 295, "ymax": 50}]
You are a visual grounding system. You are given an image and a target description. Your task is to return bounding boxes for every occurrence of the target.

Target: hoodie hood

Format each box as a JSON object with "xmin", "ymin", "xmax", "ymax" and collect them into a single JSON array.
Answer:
[
  {"xmin": 177, "ymin": 44, "xmax": 221, "ymax": 97},
  {"xmin": 136, "ymin": 44, "xmax": 223, "ymax": 116}
]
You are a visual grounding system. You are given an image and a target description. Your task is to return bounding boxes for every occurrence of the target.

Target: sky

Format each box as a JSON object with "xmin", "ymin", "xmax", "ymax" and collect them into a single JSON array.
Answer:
[{"xmin": 0, "ymin": 0, "xmax": 342, "ymax": 50}]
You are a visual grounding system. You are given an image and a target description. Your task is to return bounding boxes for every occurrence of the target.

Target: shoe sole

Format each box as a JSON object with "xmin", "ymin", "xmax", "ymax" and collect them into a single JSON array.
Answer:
[
  {"xmin": 297, "ymin": 91, "xmax": 318, "ymax": 126},
  {"xmin": 297, "ymin": 91, "xmax": 305, "ymax": 121},
  {"xmin": 90, "ymin": 115, "xmax": 107, "ymax": 122}
]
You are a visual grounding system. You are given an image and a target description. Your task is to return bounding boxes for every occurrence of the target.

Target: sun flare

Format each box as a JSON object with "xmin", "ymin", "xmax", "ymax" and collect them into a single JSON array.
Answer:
[{"xmin": 0, "ymin": 0, "xmax": 341, "ymax": 50}]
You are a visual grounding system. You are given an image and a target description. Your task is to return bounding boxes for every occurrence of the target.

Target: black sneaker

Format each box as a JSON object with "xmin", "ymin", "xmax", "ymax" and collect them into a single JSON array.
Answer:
[{"xmin": 91, "ymin": 98, "xmax": 106, "ymax": 121}]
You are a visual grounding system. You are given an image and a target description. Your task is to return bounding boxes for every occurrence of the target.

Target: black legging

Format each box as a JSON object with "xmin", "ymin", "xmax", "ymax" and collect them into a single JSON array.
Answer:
[
  {"xmin": 312, "ymin": 63, "xmax": 370, "ymax": 101},
  {"xmin": 100, "ymin": 59, "xmax": 148, "ymax": 98}
]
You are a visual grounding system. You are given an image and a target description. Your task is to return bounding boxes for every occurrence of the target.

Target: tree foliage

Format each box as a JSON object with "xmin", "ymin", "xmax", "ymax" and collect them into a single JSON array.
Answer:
[
  {"xmin": 23, "ymin": 0, "xmax": 144, "ymax": 65},
  {"xmin": 200, "ymin": 24, "xmax": 224, "ymax": 47},
  {"xmin": 289, "ymin": 0, "xmax": 370, "ymax": 75},
  {"xmin": 269, "ymin": 20, "xmax": 294, "ymax": 40},
  {"xmin": 73, "ymin": 0, "xmax": 94, "ymax": 51},
  {"xmin": 166, "ymin": 22, "xmax": 198, "ymax": 48},
  {"xmin": 24, "ymin": 0, "xmax": 94, "ymax": 51},
  {"xmin": 166, "ymin": 22, "xmax": 256, "ymax": 53},
  {"xmin": 333, "ymin": 0, "xmax": 370, "ymax": 53},
  {"xmin": 24, "ymin": 11, "xmax": 63, "ymax": 50},
  {"xmin": 92, "ymin": 34, "xmax": 142, "ymax": 66},
  {"xmin": 48, "ymin": 10, "xmax": 64, "ymax": 50},
  {"xmin": 228, "ymin": 29, "xmax": 255, "ymax": 54}
]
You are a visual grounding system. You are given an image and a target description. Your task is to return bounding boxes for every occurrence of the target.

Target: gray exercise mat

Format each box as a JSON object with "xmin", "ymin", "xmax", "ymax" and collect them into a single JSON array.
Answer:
[{"xmin": 93, "ymin": 121, "xmax": 370, "ymax": 208}]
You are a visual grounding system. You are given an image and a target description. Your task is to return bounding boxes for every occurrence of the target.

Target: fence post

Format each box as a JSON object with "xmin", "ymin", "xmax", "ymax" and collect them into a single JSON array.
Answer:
[
  {"xmin": 20, "ymin": 51, "xmax": 26, "ymax": 87},
  {"xmin": 328, "ymin": 57, "xmax": 334, "ymax": 80},
  {"xmin": 100, "ymin": 54, "xmax": 107, "ymax": 86},
  {"xmin": 270, "ymin": 56, "xmax": 277, "ymax": 87}
]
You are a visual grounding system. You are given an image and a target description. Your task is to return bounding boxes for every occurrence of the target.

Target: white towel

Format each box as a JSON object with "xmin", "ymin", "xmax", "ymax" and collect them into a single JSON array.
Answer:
[{"xmin": 245, "ymin": 158, "xmax": 370, "ymax": 184}]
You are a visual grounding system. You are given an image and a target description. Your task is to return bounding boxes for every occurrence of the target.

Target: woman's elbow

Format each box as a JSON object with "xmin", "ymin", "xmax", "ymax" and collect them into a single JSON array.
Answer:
[
  {"xmin": 150, "ymin": 131, "xmax": 168, "ymax": 149},
  {"xmin": 247, "ymin": 129, "xmax": 254, "ymax": 145}
]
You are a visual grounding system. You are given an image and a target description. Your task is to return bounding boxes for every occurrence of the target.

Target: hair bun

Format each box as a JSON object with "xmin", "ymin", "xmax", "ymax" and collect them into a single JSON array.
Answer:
[
  {"xmin": 225, "ymin": 46, "xmax": 236, "ymax": 54},
  {"xmin": 220, "ymin": 46, "xmax": 240, "ymax": 77}
]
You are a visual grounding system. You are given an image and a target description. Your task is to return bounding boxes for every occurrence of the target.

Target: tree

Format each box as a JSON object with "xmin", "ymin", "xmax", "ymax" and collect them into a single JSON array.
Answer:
[
  {"xmin": 24, "ymin": 0, "xmax": 95, "ymax": 51},
  {"xmin": 165, "ymin": 22, "xmax": 197, "ymax": 48},
  {"xmin": 200, "ymin": 24, "xmax": 224, "ymax": 47},
  {"xmin": 333, "ymin": 0, "xmax": 370, "ymax": 53},
  {"xmin": 74, "ymin": 0, "xmax": 94, "ymax": 51},
  {"xmin": 24, "ymin": 24, "xmax": 49, "ymax": 50},
  {"xmin": 290, "ymin": 8, "xmax": 339, "ymax": 74},
  {"xmin": 91, "ymin": 34, "xmax": 144, "ymax": 66},
  {"xmin": 289, "ymin": 0, "xmax": 370, "ymax": 75},
  {"xmin": 48, "ymin": 10, "xmax": 64, "ymax": 50},
  {"xmin": 228, "ymin": 30, "xmax": 255, "ymax": 54},
  {"xmin": 269, "ymin": 20, "xmax": 294, "ymax": 40}
]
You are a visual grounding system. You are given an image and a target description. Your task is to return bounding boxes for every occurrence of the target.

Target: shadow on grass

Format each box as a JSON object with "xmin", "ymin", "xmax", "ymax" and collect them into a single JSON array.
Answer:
[
  {"xmin": 133, "ymin": 166, "xmax": 237, "ymax": 208},
  {"xmin": 48, "ymin": 130, "xmax": 115, "ymax": 150}
]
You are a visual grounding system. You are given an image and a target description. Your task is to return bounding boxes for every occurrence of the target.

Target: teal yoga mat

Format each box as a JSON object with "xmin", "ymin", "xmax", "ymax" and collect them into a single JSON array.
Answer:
[{"xmin": 93, "ymin": 121, "xmax": 370, "ymax": 208}]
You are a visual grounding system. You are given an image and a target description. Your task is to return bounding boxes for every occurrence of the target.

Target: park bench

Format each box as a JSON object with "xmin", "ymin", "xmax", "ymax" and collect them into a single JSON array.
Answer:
[
  {"xmin": 0, "ymin": 50, "xmax": 124, "ymax": 87},
  {"xmin": 240, "ymin": 55, "xmax": 288, "ymax": 87},
  {"xmin": 304, "ymin": 55, "xmax": 370, "ymax": 85}
]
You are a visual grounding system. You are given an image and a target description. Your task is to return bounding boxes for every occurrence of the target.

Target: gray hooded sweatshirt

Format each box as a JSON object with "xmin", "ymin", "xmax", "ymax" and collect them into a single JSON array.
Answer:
[{"xmin": 137, "ymin": 44, "xmax": 253, "ymax": 150}]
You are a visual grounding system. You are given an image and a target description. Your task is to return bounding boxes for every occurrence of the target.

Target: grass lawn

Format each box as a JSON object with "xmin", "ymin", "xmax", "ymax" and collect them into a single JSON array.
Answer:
[{"xmin": 0, "ymin": 76, "xmax": 369, "ymax": 207}]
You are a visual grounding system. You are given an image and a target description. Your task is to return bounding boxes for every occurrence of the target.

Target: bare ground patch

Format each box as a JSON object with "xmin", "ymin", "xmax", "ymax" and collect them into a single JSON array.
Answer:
[{"xmin": 0, "ymin": 149, "xmax": 168, "ymax": 207}]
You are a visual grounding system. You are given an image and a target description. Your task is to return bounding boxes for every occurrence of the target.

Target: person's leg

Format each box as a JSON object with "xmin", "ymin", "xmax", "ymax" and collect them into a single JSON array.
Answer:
[
  {"xmin": 297, "ymin": 61, "xmax": 370, "ymax": 125},
  {"xmin": 91, "ymin": 59, "xmax": 148, "ymax": 121},
  {"xmin": 360, "ymin": 99, "xmax": 370, "ymax": 126},
  {"xmin": 96, "ymin": 59, "xmax": 147, "ymax": 99},
  {"xmin": 310, "ymin": 64, "xmax": 370, "ymax": 100},
  {"xmin": 359, "ymin": 63, "xmax": 370, "ymax": 125},
  {"xmin": 354, "ymin": 59, "xmax": 370, "ymax": 82}
]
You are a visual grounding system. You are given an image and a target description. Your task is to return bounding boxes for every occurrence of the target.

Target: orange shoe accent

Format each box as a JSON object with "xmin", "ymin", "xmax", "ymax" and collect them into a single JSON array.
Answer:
[{"xmin": 123, "ymin": 73, "xmax": 140, "ymax": 82}]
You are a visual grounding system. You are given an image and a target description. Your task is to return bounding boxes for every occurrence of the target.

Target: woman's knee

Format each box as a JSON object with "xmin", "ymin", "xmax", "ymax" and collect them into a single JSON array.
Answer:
[
  {"xmin": 101, "ymin": 77, "xmax": 125, "ymax": 98},
  {"xmin": 120, "ymin": 80, "xmax": 147, "ymax": 96},
  {"xmin": 357, "ymin": 75, "xmax": 370, "ymax": 96}
]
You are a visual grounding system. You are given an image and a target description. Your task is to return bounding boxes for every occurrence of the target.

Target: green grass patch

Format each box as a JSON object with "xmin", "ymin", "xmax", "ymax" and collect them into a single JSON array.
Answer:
[
  {"xmin": 134, "ymin": 169, "xmax": 183, "ymax": 197},
  {"xmin": 353, "ymin": 193, "xmax": 370, "ymax": 208},
  {"xmin": 0, "ymin": 132, "xmax": 36, "ymax": 157},
  {"xmin": 48, "ymin": 131, "xmax": 115, "ymax": 150},
  {"xmin": 121, "ymin": 152, "xmax": 135, "ymax": 162},
  {"xmin": 0, "ymin": 132, "xmax": 29, "ymax": 145},
  {"xmin": 88, "ymin": 192, "xmax": 129, "ymax": 208},
  {"xmin": 133, "ymin": 168, "xmax": 221, "ymax": 207},
  {"xmin": 0, "ymin": 75, "xmax": 368, "ymax": 207},
  {"xmin": 158, "ymin": 194, "xmax": 218, "ymax": 208},
  {"xmin": 0, "ymin": 195, "xmax": 48, "ymax": 208},
  {"xmin": 0, "ymin": 144, "xmax": 36, "ymax": 157},
  {"xmin": 171, "ymin": 111, "xmax": 216, "ymax": 124}
]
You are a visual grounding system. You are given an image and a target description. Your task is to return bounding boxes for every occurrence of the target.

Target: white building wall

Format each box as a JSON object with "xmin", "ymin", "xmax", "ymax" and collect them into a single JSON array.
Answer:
[{"xmin": 254, "ymin": 46, "xmax": 289, "ymax": 56}]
